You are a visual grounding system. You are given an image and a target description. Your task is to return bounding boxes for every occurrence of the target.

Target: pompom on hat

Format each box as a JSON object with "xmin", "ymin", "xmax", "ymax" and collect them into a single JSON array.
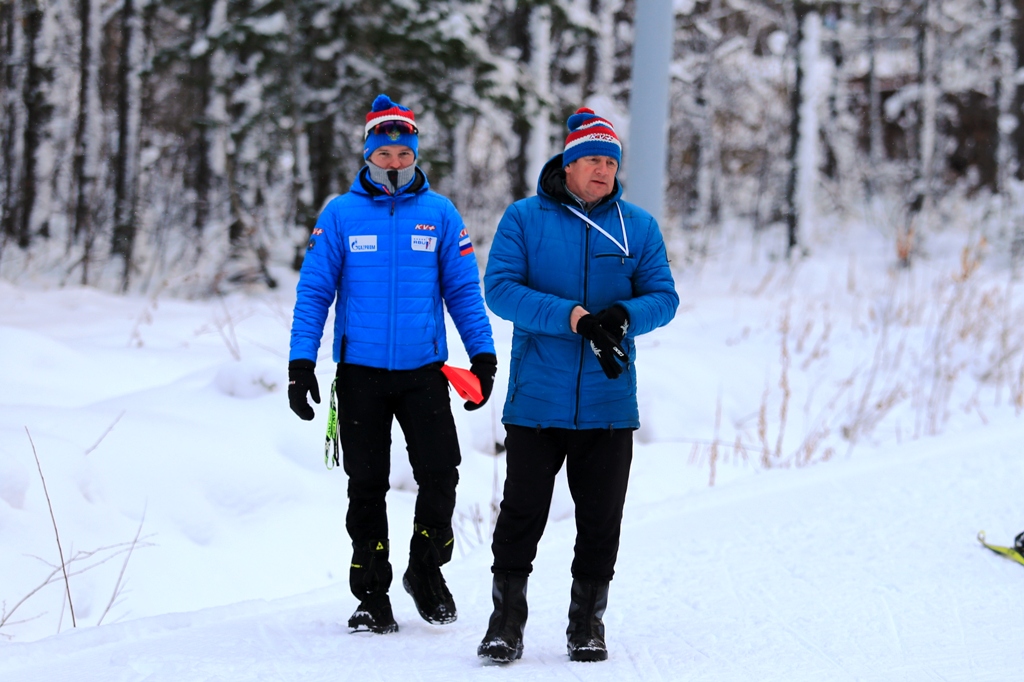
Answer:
[
  {"xmin": 562, "ymin": 107, "xmax": 622, "ymax": 167},
  {"xmin": 364, "ymin": 94, "xmax": 419, "ymax": 160}
]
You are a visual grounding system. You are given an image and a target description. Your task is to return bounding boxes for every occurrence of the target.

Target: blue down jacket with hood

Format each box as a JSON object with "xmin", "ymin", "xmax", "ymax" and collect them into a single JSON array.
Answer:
[
  {"xmin": 484, "ymin": 154, "xmax": 679, "ymax": 430},
  {"xmin": 290, "ymin": 166, "xmax": 494, "ymax": 369}
]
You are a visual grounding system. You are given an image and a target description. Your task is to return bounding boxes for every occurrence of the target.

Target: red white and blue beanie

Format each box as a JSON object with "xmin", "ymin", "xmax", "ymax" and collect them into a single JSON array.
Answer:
[
  {"xmin": 363, "ymin": 94, "xmax": 418, "ymax": 160},
  {"xmin": 562, "ymin": 107, "xmax": 622, "ymax": 167}
]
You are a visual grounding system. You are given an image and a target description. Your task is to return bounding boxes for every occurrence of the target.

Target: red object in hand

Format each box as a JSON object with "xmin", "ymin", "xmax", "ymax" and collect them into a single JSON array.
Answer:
[{"xmin": 441, "ymin": 364, "xmax": 484, "ymax": 404}]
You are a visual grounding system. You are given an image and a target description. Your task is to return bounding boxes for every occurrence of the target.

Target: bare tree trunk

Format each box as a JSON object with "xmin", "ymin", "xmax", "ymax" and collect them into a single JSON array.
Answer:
[
  {"xmin": 992, "ymin": 0, "xmax": 1018, "ymax": 268},
  {"xmin": 303, "ymin": 18, "xmax": 337, "ymax": 231},
  {"xmin": 821, "ymin": 2, "xmax": 841, "ymax": 182},
  {"xmin": 17, "ymin": 0, "xmax": 48, "ymax": 250},
  {"xmin": 284, "ymin": 6, "xmax": 314, "ymax": 269},
  {"xmin": 525, "ymin": 4, "xmax": 552, "ymax": 191},
  {"xmin": 183, "ymin": 3, "xmax": 215, "ymax": 236},
  {"xmin": 994, "ymin": 0, "xmax": 1013, "ymax": 197},
  {"xmin": 693, "ymin": 72, "xmax": 720, "ymax": 231},
  {"xmin": 904, "ymin": 0, "xmax": 938, "ymax": 268},
  {"xmin": 507, "ymin": 3, "xmax": 533, "ymax": 202},
  {"xmin": 865, "ymin": 3, "xmax": 883, "ymax": 200},
  {"xmin": 1014, "ymin": 0, "xmax": 1024, "ymax": 185},
  {"xmin": 0, "ymin": 0, "xmax": 20, "ymax": 252},
  {"xmin": 1008, "ymin": 0, "xmax": 1024, "ymax": 266},
  {"xmin": 584, "ymin": 0, "xmax": 617, "ymax": 100},
  {"xmin": 71, "ymin": 0, "xmax": 100, "ymax": 284},
  {"xmin": 784, "ymin": 1, "xmax": 811, "ymax": 258},
  {"xmin": 111, "ymin": 0, "xmax": 140, "ymax": 290}
]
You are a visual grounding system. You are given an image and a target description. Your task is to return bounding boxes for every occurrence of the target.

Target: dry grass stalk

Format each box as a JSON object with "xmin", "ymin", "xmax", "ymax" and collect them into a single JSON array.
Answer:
[
  {"xmin": 757, "ymin": 385, "xmax": 771, "ymax": 468},
  {"xmin": 794, "ymin": 425, "xmax": 830, "ymax": 467},
  {"xmin": 953, "ymin": 237, "xmax": 986, "ymax": 283},
  {"xmin": 896, "ymin": 226, "xmax": 915, "ymax": 266},
  {"xmin": 84, "ymin": 410, "xmax": 126, "ymax": 456},
  {"xmin": 25, "ymin": 427, "xmax": 76, "ymax": 629},
  {"xmin": 214, "ymin": 295, "xmax": 242, "ymax": 360},
  {"xmin": 96, "ymin": 513, "xmax": 146, "ymax": 626},
  {"xmin": 732, "ymin": 435, "xmax": 748, "ymax": 465},
  {"xmin": 774, "ymin": 307, "xmax": 791, "ymax": 461},
  {"xmin": 709, "ymin": 395, "xmax": 722, "ymax": 487},
  {"xmin": 800, "ymin": 313, "xmax": 832, "ymax": 371}
]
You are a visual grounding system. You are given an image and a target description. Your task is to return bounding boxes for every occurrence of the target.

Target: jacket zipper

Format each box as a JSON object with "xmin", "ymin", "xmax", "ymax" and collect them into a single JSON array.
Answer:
[{"xmin": 388, "ymin": 196, "xmax": 397, "ymax": 368}]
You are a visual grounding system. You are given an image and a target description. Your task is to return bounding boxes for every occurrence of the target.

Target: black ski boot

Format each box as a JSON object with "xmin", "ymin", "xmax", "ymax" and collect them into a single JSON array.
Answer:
[
  {"xmin": 566, "ymin": 578, "xmax": 609, "ymax": 662},
  {"xmin": 477, "ymin": 572, "xmax": 528, "ymax": 663},
  {"xmin": 347, "ymin": 539, "xmax": 398, "ymax": 634},
  {"xmin": 402, "ymin": 523, "xmax": 457, "ymax": 624}
]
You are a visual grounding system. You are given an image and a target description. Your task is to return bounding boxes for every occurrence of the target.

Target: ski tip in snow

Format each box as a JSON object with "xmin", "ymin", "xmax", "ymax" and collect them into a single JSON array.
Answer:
[{"xmin": 977, "ymin": 530, "xmax": 1024, "ymax": 566}]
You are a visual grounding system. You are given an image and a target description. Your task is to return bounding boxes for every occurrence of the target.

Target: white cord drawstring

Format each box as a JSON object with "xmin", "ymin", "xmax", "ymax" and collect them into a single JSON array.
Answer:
[{"xmin": 565, "ymin": 202, "xmax": 629, "ymax": 257}]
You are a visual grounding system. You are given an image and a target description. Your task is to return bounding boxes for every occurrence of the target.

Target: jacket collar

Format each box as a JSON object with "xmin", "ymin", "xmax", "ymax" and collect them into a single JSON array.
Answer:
[{"xmin": 352, "ymin": 165, "xmax": 429, "ymax": 198}]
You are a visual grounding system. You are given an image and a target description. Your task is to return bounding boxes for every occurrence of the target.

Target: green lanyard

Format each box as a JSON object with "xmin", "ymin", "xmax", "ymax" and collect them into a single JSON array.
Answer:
[{"xmin": 325, "ymin": 379, "xmax": 340, "ymax": 469}]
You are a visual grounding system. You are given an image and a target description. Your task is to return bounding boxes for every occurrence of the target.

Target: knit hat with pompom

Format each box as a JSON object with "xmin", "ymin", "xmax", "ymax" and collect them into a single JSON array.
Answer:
[
  {"xmin": 562, "ymin": 107, "xmax": 621, "ymax": 167},
  {"xmin": 363, "ymin": 94, "xmax": 418, "ymax": 160}
]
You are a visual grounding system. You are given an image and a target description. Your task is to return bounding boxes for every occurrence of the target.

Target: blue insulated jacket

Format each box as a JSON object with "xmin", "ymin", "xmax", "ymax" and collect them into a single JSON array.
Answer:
[
  {"xmin": 484, "ymin": 155, "xmax": 679, "ymax": 429},
  {"xmin": 290, "ymin": 166, "xmax": 494, "ymax": 370}
]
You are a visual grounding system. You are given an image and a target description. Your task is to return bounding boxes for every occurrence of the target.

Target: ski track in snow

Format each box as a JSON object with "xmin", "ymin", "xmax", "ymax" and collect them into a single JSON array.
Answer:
[{"xmin": 3, "ymin": 440, "xmax": 1022, "ymax": 681}]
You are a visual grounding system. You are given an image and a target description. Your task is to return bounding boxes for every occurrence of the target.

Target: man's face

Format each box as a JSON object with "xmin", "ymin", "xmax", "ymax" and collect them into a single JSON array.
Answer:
[
  {"xmin": 564, "ymin": 155, "xmax": 618, "ymax": 204},
  {"xmin": 368, "ymin": 145, "xmax": 416, "ymax": 170}
]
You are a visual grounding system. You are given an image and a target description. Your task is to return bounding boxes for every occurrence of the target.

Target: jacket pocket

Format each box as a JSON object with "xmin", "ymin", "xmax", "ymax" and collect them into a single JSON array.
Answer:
[
  {"xmin": 508, "ymin": 336, "xmax": 534, "ymax": 403},
  {"xmin": 430, "ymin": 295, "xmax": 440, "ymax": 354}
]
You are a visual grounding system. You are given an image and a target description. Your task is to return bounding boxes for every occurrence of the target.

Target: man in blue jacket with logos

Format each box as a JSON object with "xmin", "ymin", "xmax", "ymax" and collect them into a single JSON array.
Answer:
[
  {"xmin": 478, "ymin": 107, "xmax": 678, "ymax": 663},
  {"xmin": 288, "ymin": 94, "xmax": 496, "ymax": 635}
]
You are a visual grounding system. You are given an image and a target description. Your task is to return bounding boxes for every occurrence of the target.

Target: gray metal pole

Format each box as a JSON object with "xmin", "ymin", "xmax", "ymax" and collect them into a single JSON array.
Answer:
[{"xmin": 626, "ymin": 0, "xmax": 674, "ymax": 227}]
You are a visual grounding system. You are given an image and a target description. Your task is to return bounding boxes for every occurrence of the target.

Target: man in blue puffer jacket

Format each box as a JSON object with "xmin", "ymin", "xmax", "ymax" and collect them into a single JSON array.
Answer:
[
  {"xmin": 477, "ymin": 107, "xmax": 678, "ymax": 664},
  {"xmin": 288, "ymin": 94, "xmax": 496, "ymax": 635}
]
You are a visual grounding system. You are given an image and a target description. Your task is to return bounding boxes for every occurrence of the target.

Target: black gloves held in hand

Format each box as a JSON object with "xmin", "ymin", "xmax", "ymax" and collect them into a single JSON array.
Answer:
[
  {"xmin": 576, "ymin": 314, "xmax": 628, "ymax": 379},
  {"xmin": 595, "ymin": 304, "xmax": 629, "ymax": 341},
  {"xmin": 466, "ymin": 352, "xmax": 498, "ymax": 411},
  {"xmin": 288, "ymin": 359, "xmax": 320, "ymax": 420}
]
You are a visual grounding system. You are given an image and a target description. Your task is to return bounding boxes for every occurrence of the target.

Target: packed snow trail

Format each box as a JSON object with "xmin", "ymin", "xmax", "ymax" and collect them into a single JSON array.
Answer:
[{"xmin": 1, "ymin": 418, "xmax": 1021, "ymax": 681}]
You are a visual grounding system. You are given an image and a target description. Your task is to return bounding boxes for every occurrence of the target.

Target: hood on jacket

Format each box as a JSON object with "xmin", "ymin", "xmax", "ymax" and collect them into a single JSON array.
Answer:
[{"xmin": 537, "ymin": 153, "xmax": 623, "ymax": 208}]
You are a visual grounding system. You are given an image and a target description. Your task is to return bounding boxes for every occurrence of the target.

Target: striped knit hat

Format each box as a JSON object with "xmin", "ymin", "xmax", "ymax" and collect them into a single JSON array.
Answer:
[
  {"xmin": 363, "ymin": 94, "xmax": 419, "ymax": 160},
  {"xmin": 562, "ymin": 107, "xmax": 622, "ymax": 167}
]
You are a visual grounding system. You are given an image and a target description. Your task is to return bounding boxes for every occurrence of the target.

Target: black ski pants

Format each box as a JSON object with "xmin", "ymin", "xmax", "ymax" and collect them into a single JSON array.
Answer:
[
  {"xmin": 335, "ymin": 362, "xmax": 461, "ymax": 544},
  {"xmin": 491, "ymin": 424, "xmax": 633, "ymax": 582}
]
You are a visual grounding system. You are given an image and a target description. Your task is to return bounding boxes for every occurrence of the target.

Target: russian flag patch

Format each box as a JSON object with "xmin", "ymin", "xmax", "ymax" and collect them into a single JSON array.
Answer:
[{"xmin": 459, "ymin": 227, "xmax": 473, "ymax": 256}]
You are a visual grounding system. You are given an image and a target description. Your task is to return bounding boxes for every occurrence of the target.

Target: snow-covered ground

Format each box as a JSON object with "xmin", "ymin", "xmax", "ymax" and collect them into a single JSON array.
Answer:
[{"xmin": 1, "ymin": 223, "xmax": 1022, "ymax": 680}]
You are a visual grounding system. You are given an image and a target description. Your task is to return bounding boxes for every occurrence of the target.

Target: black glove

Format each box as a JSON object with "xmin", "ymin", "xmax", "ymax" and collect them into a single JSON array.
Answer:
[
  {"xmin": 465, "ymin": 353, "xmax": 497, "ymax": 411},
  {"xmin": 288, "ymin": 359, "xmax": 320, "ymax": 420},
  {"xmin": 595, "ymin": 304, "xmax": 629, "ymax": 341},
  {"xmin": 575, "ymin": 315, "xmax": 628, "ymax": 379}
]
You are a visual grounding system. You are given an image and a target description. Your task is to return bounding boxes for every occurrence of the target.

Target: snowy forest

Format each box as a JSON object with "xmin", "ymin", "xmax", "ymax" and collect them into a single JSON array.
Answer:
[{"xmin": 3, "ymin": 0, "xmax": 1024, "ymax": 295}]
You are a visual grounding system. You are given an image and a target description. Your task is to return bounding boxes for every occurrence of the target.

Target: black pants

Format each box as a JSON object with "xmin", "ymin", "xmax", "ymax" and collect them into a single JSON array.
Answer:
[
  {"xmin": 491, "ymin": 425, "xmax": 633, "ymax": 582},
  {"xmin": 336, "ymin": 362, "xmax": 461, "ymax": 544}
]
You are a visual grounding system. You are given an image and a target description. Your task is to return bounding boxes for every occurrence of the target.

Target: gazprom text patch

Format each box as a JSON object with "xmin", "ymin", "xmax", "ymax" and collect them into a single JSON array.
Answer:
[{"xmin": 349, "ymin": 235, "xmax": 378, "ymax": 252}]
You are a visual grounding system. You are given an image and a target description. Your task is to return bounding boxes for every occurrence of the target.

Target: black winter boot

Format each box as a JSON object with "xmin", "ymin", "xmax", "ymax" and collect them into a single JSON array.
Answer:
[
  {"xmin": 477, "ymin": 572, "xmax": 529, "ymax": 663},
  {"xmin": 566, "ymin": 578, "xmax": 609, "ymax": 662},
  {"xmin": 402, "ymin": 523, "xmax": 457, "ymax": 624},
  {"xmin": 347, "ymin": 539, "xmax": 398, "ymax": 634}
]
